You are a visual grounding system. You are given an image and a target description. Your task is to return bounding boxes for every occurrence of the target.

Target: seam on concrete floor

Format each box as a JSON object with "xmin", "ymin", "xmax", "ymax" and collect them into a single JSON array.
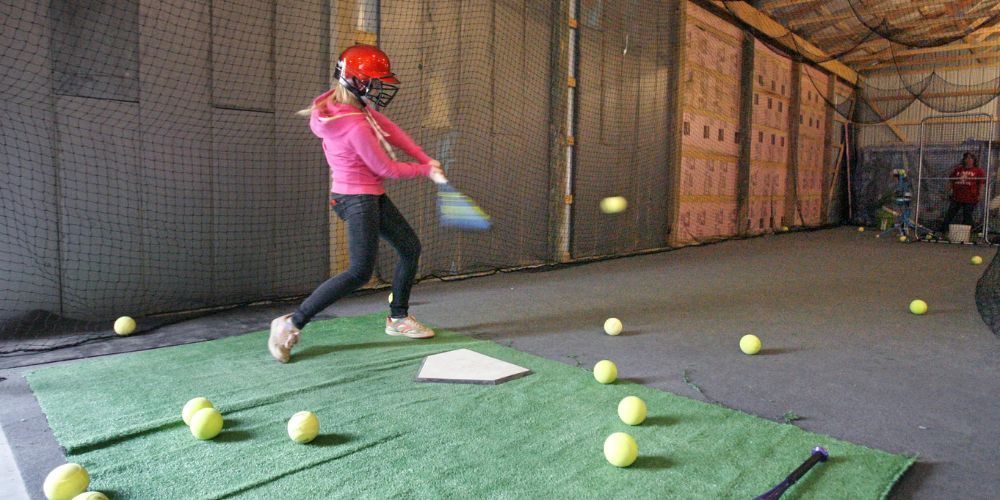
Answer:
[{"xmin": 0, "ymin": 422, "xmax": 31, "ymax": 500}]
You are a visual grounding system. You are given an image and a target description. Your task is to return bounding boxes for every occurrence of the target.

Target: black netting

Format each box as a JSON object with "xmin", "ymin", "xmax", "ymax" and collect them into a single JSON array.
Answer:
[
  {"xmin": 724, "ymin": 1, "xmax": 1000, "ymax": 124},
  {"xmin": 0, "ymin": 0, "xmax": 920, "ymax": 365},
  {"xmin": 976, "ymin": 249, "xmax": 1000, "ymax": 336},
  {"xmin": 744, "ymin": 0, "xmax": 1000, "ymax": 50},
  {"xmin": 843, "ymin": 0, "xmax": 1000, "ymax": 49}
]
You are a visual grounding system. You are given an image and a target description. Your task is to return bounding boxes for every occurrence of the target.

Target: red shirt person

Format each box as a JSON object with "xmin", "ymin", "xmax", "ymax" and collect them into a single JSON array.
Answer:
[{"xmin": 940, "ymin": 152, "xmax": 986, "ymax": 231}]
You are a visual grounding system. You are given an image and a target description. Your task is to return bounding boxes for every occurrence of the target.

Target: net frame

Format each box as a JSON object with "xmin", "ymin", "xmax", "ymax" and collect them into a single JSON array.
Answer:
[{"xmin": 914, "ymin": 113, "xmax": 997, "ymax": 242}]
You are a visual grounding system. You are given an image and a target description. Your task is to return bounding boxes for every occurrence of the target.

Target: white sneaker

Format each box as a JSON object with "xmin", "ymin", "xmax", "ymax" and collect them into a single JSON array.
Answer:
[
  {"xmin": 385, "ymin": 316, "xmax": 435, "ymax": 339},
  {"xmin": 268, "ymin": 314, "xmax": 300, "ymax": 363}
]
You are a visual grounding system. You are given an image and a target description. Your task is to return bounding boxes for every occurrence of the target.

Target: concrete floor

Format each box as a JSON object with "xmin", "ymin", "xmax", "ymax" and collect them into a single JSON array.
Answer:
[{"xmin": 1, "ymin": 227, "xmax": 998, "ymax": 499}]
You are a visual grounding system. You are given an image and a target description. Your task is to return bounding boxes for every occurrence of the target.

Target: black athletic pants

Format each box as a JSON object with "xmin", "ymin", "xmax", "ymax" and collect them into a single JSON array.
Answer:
[
  {"xmin": 940, "ymin": 200, "xmax": 977, "ymax": 231},
  {"xmin": 291, "ymin": 194, "xmax": 420, "ymax": 329}
]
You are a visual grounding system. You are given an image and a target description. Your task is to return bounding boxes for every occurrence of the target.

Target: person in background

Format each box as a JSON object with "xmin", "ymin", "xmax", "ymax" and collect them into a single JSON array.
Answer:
[{"xmin": 940, "ymin": 152, "xmax": 986, "ymax": 232}]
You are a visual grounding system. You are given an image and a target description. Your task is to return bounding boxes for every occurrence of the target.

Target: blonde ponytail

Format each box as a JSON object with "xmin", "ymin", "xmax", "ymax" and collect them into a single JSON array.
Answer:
[{"xmin": 297, "ymin": 83, "xmax": 361, "ymax": 117}]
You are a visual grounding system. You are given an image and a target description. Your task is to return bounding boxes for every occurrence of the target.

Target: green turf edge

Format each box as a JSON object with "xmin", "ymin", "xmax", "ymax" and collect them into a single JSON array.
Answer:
[
  {"xmin": 880, "ymin": 454, "xmax": 918, "ymax": 500},
  {"xmin": 580, "ymin": 368, "xmax": 919, "ymax": 500},
  {"xmin": 23, "ymin": 313, "xmax": 919, "ymax": 498}
]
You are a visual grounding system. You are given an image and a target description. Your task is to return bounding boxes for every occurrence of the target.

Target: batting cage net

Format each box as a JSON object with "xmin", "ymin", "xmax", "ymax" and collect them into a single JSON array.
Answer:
[
  {"xmin": 976, "ymin": 249, "xmax": 1000, "ymax": 336},
  {"xmin": 3, "ymin": 0, "xmax": 998, "ymax": 364}
]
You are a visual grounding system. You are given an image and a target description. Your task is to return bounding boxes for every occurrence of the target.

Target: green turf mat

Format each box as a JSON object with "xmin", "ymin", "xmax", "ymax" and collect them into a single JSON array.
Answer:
[{"xmin": 27, "ymin": 313, "xmax": 913, "ymax": 499}]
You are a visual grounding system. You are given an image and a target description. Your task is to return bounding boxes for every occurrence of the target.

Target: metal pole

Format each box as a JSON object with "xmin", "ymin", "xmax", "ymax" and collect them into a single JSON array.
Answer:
[
  {"xmin": 984, "ymin": 117, "xmax": 995, "ymax": 243},
  {"xmin": 915, "ymin": 119, "xmax": 925, "ymax": 229},
  {"xmin": 845, "ymin": 122, "xmax": 853, "ymax": 221},
  {"xmin": 560, "ymin": 0, "xmax": 578, "ymax": 260}
]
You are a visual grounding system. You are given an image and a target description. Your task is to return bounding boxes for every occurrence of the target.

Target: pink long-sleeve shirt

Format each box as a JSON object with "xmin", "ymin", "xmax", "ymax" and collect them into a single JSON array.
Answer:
[{"xmin": 309, "ymin": 90, "xmax": 432, "ymax": 195}]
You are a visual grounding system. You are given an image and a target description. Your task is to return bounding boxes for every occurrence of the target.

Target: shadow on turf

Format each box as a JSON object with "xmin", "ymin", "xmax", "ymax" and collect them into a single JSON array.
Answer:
[
  {"xmin": 310, "ymin": 433, "xmax": 354, "ymax": 447},
  {"xmin": 759, "ymin": 347, "xmax": 799, "ymax": 356},
  {"xmin": 292, "ymin": 336, "xmax": 470, "ymax": 362},
  {"xmin": 884, "ymin": 460, "xmax": 930, "ymax": 500},
  {"xmin": 214, "ymin": 420, "xmax": 352, "ymax": 446},
  {"xmin": 619, "ymin": 376, "xmax": 668, "ymax": 385},
  {"xmin": 215, "ymin": 418, "xmax": 253, "ymax": 442},
  {"xmin": 217, "ymin": 430, "xmax": 253, "ymax": 443},
  {"xmin": 642, "ymin": 415, "xmax": 675, "ymax": 427},
  {"xmin": 633, "ymin": 455, "xmax": 672, "ymax": 470}
]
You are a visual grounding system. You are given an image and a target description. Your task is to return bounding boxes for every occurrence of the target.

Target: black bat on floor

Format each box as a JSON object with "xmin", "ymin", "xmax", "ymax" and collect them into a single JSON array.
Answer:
[{"xmin": 755, "ymin": 446, "xmax": 829, "ymax": 500}]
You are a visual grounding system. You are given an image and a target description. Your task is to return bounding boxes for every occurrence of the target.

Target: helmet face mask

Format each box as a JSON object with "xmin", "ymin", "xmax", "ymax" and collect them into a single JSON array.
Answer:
[
  {"xmin": 333, "ymin": 45, "xmax": 400, "ymax": 110},
  {"xmin": 362, "ymin": 78, "xmax": 399, "ymax": 110}
]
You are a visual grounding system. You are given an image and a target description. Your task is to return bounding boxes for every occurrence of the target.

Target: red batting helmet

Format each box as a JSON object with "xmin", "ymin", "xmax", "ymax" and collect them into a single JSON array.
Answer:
[{"xmin": 333, "ymin": 44, "xmax": 400, "ymax": 110}]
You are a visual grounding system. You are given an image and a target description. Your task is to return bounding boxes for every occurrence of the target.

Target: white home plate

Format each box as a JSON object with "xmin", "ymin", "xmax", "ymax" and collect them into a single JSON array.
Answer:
[{"xmin": 416, "ymin": 348, "xmax": 532, "ymax": 384}]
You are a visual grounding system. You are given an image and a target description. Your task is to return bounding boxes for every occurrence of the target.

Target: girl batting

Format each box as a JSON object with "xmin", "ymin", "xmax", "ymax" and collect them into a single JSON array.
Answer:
[{"xmin": 268, "ymin": 44, "xmax": 447, "ymax": 363}]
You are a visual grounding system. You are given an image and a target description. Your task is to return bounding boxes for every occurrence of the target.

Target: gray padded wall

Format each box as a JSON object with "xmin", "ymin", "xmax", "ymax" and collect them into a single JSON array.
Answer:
[
  {"xmin": 211, "ymin": 109, "xmax": 275, "ymax": 302},
  {"xmin": 212, "ymin": 0, "xmax": 275, "ymax": 112},
  {"xmin": 211, "ymin": 1, "xmax": 275, "ymax": 303},
  {"xmin": 572, "ymin": 0, "xmax": 670, "ymax": 258},
  {"xmin": 56, "ymin": 97, "xmax": 145, "ymax": 318},
  {"xmin": 2, "ymin": 0, "xmax": 331, "ymax": 323},
  {"xmin": 0, "ymin": 1, "xmax": 62, "ymax": 321},
  {"xmin": 272, "ymin": 0, "xmax": 330, "ymax": 298},
  {"xmin": 138, "ymin": 0, "xmax": 216, "ymax": 315},
  {"xmin": 51, "ymin": 0, "xmax": 140, "ymax": 102},
  {"xmin": 0, "ymin": 0, "xmax": 329, "ymax": 319}
]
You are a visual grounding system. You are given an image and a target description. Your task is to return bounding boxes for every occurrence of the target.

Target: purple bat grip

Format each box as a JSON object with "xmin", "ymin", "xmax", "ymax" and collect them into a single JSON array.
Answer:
[{"xmin": 755, "ymin": 447, "xmax": 830, "ymax": 500}]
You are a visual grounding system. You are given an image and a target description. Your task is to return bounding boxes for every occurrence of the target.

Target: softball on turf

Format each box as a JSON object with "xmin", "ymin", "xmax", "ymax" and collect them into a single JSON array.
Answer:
[
  {"xmin": 594, "ymin": 360, "xmax": 617, "ymax": 384},
  {"xmin": 858, "ymin": 227, "xmax": 865, "ymax": 232},
  {"xmin": 113, "ymin": 316, "xmax": 136, "ymax": 336},
  {"xmin": 190, "ymin": 407, "xmax": 223, "ymax": 440},
  {"xmin": 972, "ymin": 256, "xmax": 983, "ymax": 265},
  {"xmin": 603, "ymin": 317, "xmax": 623, "ymax": 336},
  {"xmin": 782, "ymin": 226, "xmax": 789, "ymax": 232},
  {"xmin": 43, "ymin": 463, "xmax": 89, "ymax": 500},
  {"xmin": 287, "ymin": 411, "xmax": 320, "ymax": 444},
  {"xmin": 899, "ymin": 235, "xmax": 907, "ymax": 242},
  {"xmin": 617, "ymin": 396, "xmax": 647, "ymax": 425},
  {"xmin": 72, "ymin": 493, "xmax": 109, "ymax": 500},
  {"xmin": 600, "ymin": 196, "xmax": 627, "ymax": 214},
  {"xmin": 739, "ymin": 334, "xmax": 762, "ymax": 355},
  {"xmin": 603, "ymin": 432, "xmax": 638, "ymax": 467},
  {"xmin": 182, "ymin": 397, "xmax": 214, "ymax": 425},
  {"xmin": 909, "ymin": 300, "xmax": 928, "ymax": 315}
]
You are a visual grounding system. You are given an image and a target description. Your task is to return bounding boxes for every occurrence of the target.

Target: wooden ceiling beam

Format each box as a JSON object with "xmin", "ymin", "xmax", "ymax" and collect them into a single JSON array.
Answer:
[
  {"xmin": 778, "ymin": 1, "xmax": 830, "ymax": 22},
  {"xmin": 863, "ymin": 97, "xmax": 908, "ymax": 141},
  {"xmin": 795, "ymin": 11, "xmax": 993, "ymax": 33},
  {"xmin": 868, "ymin": 88, "xmax": 1000, "ymax": 102},
  {"xmin": 963, "ymin": 0, "xmax": 1000, "ymax": 16},
  {"xmin": 786, "ymin": 0, "xmax": 951, "ymax": 30},
  {"xmin": 964, "ymin": 34, "xmax": 992, "ymax": 66},
  {"xmin": 843, "ymin": 40, "xmax": 1000, "ymax": 64},
  {"xmin": 759, "ymin": 0, "xmax": 823, "ymax": 10},
  {"xmin": 863, "ymin": 59, "xmax": 1000, "ymax": 76},
  {"xmin": 839, "ymin": 42, "xmax": 895, "ymax": 65},
  {"xmin": 858, "ymin": 51, "xmax": 1000, "ymax": 71},
  {"xmin": 823, "ymin": 34, "xmax": 899, "ymax": 59},
  {"xmin": 808, "ymin": 19, "xmax": 1000, "ymax": 47}
]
